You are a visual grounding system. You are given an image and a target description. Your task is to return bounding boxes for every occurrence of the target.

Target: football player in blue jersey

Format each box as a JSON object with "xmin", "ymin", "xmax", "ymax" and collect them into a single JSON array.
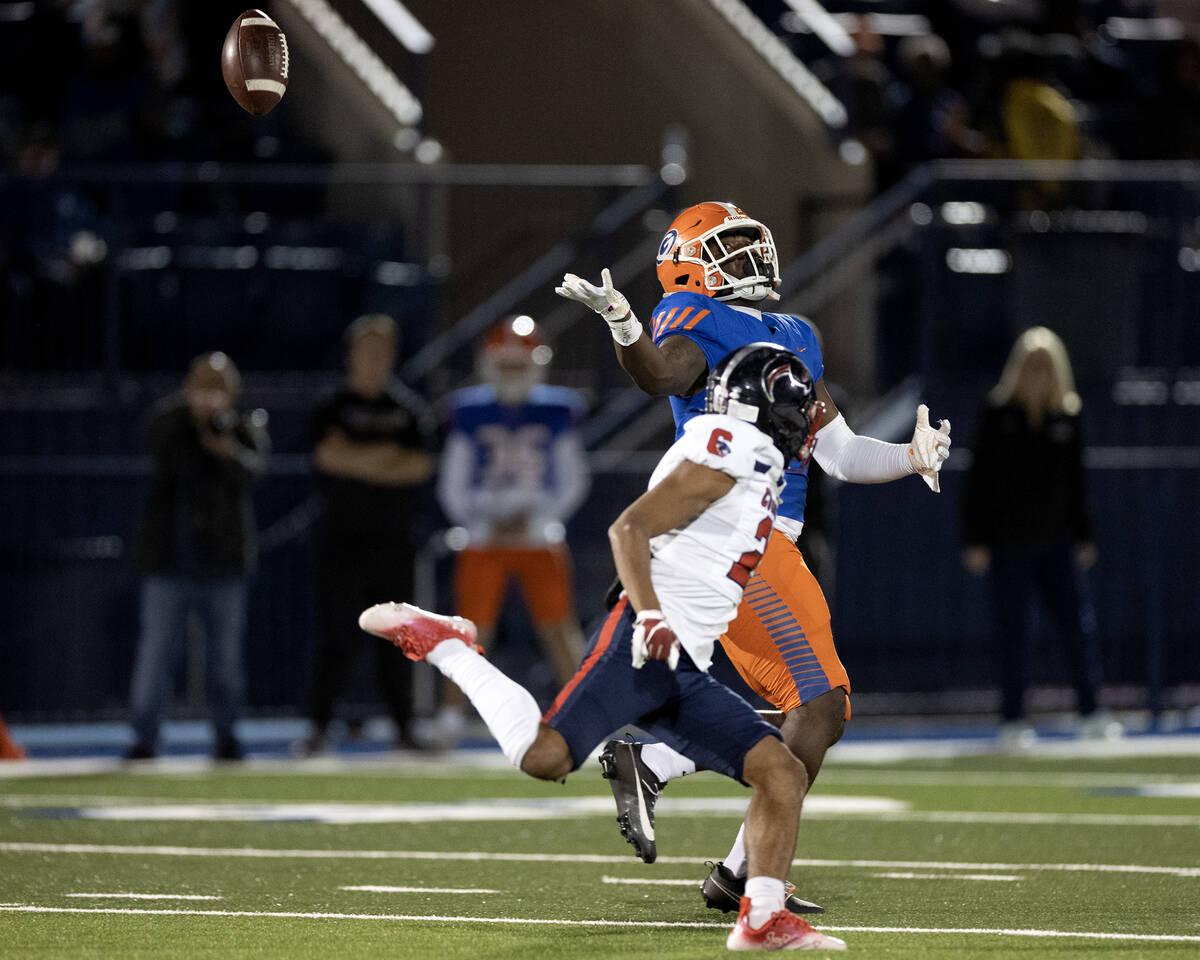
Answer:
[
  {"xmin": 557, "ymin": 201, "xmax": 951, "ymax": 912},
  {"xmin": 435, "ymin": 317, "xmax": 590, "ymax": 746}
]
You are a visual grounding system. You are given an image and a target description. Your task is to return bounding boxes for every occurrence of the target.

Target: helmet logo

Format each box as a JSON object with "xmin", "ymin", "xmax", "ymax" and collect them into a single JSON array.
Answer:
[
  {"xmin": 765, "ymin": 363, "xmax": 791, "ymax": 396},
  {"xmin": 657, "ymin": 229, "xmax": 679, "ymax": 262}
]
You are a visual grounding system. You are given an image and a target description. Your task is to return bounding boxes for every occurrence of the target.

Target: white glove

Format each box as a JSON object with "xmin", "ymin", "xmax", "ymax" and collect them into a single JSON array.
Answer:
[
  {"xmin": 631, "ymin": 609, "xmax": 680, "ymax": 670},
  {"xmin": 908, "ymin": 403, "xmax": 951, "ymax": 493},
  {"xmin": 555, "ymin": 268, "xmax": 642, "ymax": 346}
]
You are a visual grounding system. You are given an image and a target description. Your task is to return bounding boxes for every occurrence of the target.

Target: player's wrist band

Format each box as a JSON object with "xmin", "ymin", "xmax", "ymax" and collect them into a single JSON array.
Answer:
[
  {"xmin": 607, "ymin": 313, "xmax": 642, "ymax": 347},
  {"xmin": 634, "ymin": 608, "xmax": 663, "ymax": 622}
]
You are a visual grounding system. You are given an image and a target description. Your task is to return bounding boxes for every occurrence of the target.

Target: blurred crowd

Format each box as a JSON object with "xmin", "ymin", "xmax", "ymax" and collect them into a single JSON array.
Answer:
[
  {"xmin": 117, "ymin": 314, "xmax": 591, "ymax": 759},
  {"xmin": 755, "ymin": 0, "xmax": 1200, "ymax": 192},
  {"xmin": 0, "ymin": 0, "xmax": 322, "ymax": 173},
  {"xmin": 5, "ymin": 1, "xmax": 1199, "ymax": 179}
]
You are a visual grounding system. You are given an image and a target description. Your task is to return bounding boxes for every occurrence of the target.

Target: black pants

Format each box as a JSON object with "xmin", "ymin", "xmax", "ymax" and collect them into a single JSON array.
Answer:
[
  {"xmin": 988, "ymin": 544, "xmax": 1103, "ymax": 722},
  {"xmin": 311, "ymin": 537, "xmax": 415, "ymax": 740}
]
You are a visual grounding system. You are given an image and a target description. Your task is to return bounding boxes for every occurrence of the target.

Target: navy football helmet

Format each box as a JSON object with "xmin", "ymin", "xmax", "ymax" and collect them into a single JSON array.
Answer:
[{"xmin": 705, "ymin": 343, "xmax": 823, "ymax": 464}]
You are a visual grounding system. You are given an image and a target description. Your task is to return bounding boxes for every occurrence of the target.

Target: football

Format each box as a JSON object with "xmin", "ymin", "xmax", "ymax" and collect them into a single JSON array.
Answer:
[{"xmin": 221, "ymin": 9, "xmax": 289, "ymax": 116}]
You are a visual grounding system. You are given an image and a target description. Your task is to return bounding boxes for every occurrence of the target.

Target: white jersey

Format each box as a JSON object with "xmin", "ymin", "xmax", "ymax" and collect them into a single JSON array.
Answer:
[{"xmin": 646, "ymin": 413, "xmax": 785, "ymax": 671}]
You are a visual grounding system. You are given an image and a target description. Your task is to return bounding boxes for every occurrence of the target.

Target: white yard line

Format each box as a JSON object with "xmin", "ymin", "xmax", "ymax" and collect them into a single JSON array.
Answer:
[
  {"xmin": 790, "ymin": 857, "xmax": 1200, "ymax": 877},
  {"xmin": 6, "ymin": 795, "xmax": 1197, "ymax": 827},
  {"xmin": 64, "ymin": 893, "xmax": 222, "ymax": 900},
  {"xmin": 4, "ymin": 842, "xmax": 1199, "ymax": 877},
  {"xmin": 0, "ymin": 905, "xmax": 727, "ymax": 928},
  {"xmin": 827, "ymin": 925, "xmax": 1200, "ymax": 942},
  {"xmin": 340, "ymin": 885, "xmax": 499, "ymax": 894},
  {"xmin": 830, "ymin": 735, "xmax": 1200, "ymax": 762},
  {"xmin": 1, "ymin": 905, "xmax": 1198, "ymax": 943},
  {"xmin": 871, "ymin": 872, "xmax": 1020, "ymax": 882},
  {"xmin": 856, "ymin": 810, "xmax": 1200, "ymax": 826},
  {"xmin": 0, "ymin": 795, "xmax": 231, "ymax": 808},
  {"xmin": 607, "ymin": 871, "xmax": 1019, "ymax": 883},
  {"xmin": 818, "ymin": 770, "xmax": 1200, "ymax": 788}
]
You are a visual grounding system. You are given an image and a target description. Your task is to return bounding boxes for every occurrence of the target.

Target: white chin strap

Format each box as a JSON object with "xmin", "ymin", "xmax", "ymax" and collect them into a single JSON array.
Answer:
[{"xmin": 724, "ymin": 281, "xmax": 778, "ymax": 303}]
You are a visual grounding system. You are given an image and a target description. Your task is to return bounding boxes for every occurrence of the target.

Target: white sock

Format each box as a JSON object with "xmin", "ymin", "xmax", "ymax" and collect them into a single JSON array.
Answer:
[
  {"xmin": 744, "ymin": 876, "xmax": 785, "ymax": 929},
  {"xmin": 724, "ymin": 823, "xmax": 748, "ymax": 878},
  {"xmin": 639, "ymin": 741, "xmax": 697, "ymax": 783},
  {"xmin": 427, "ymin": 639, "xmax": 541, "ymax": 767}
]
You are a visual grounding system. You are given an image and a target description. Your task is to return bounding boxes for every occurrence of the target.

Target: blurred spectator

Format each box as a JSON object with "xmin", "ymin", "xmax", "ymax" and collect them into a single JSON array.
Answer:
[
  {"xmin": 127, "ymin": 352, "xmax": 269, "ymax": 761},
  {"xmin": 435, "ymin": 317, "xmax": 589, "ymax": 747},
  {"xmin": 892, "ymin": 34, "xmax": 984, "ymax": 174},
  {"xmin": 814, "ymin": 21, "xmax": 900, "ymax": 192},
  {"xmin": 1142, "ymin": 36, "xmax": 1200, "ymax": 160},
  {"xmin": 960, "ymin": 327, "xmax": 1119, "ymax": 747},
  {"xmin": 977, "ymin": 31, "xmax": 1081, "ymax": 205},
  {"xmin": 55, "ymin": 5, "xmax": 157, "ymax": 162},
  {"xmin": 301, "ymin": 314, "xmax": 433, "ymax": 755},
  {"xmin": 996, "ymin": 38, "xmax": 1081, "ymax": 162}
]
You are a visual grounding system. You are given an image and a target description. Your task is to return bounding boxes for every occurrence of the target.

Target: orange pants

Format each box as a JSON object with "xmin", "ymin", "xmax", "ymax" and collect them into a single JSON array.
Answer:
[
  {"xmin": 721, "ymin": 531, "xmax": 851, "ymax": 717},
  {"xmin": 454, "ymin": 545, "xmax": 574, "ymax": 629}
]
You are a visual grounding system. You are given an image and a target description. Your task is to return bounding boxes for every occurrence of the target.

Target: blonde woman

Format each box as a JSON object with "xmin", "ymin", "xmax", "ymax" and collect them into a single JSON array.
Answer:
[{"xmin": 961, "ymin": 327, "xmax": 1118, "ymax": 745}]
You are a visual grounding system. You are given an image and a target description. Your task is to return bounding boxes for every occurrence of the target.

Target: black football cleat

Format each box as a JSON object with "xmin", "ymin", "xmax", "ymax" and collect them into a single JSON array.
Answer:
[
  {"xmin": 599, "ymin": 739, "xmax": 664, "ymax": 864},
  {"xmin": 700, "ymin": 860, "xmax": 825, "ymax": 915}
]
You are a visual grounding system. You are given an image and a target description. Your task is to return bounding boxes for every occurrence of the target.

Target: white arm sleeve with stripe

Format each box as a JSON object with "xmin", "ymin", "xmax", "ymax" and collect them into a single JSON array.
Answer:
[{"xmin": 813, "ymin": 413, "xmax": 916, "ymax": 484}]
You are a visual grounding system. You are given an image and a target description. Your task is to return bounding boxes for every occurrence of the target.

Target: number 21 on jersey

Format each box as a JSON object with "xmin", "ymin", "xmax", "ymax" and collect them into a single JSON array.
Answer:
[{"xmin": 727, "ymin": 488, "xmax": 778, "ymax": 587}]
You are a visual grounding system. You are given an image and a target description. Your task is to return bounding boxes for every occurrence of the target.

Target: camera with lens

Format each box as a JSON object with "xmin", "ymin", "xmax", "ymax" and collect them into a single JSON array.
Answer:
[{"xmin": 209, "ymin": 409, "xmax": 240, "ymax": 433}]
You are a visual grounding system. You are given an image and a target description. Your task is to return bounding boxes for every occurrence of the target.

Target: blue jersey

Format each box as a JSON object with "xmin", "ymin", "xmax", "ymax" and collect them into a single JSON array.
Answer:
[
  {"xmin": 650, "ymin": 291, "xmax": 824, "ymax": 525},
  {"xmin": 444, "ymin": 384, "xmax": 586, "ymax": 503}
]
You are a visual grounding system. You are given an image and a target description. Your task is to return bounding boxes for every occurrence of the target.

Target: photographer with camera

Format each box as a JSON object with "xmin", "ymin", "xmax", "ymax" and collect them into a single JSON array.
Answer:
[{"xmin": 126, "ymin": 352, "xmax": 270, "ymax": 761}]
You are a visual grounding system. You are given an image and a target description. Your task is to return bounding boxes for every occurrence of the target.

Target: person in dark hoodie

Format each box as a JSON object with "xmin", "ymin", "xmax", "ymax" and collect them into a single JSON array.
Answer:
[{"xmin": 127, "ymin": 352, "xmax": 269, "ymax": 761}]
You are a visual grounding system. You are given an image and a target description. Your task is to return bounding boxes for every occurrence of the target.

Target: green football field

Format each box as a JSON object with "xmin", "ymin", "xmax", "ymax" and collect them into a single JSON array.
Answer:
[{"xmin": 2, "ymin": 744, "xmax": 1199, "ymax": 958}]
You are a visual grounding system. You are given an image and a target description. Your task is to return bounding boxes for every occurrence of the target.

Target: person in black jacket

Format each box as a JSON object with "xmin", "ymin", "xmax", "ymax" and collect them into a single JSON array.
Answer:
[
  {"xmin": 127, "ymin": 352, "xmax": 269, "ymax": 761},
  {"xmin": 300, "ymin": 314, "xmax": 433, "ymax": 755},
  {"xmin": 961, "ymin": 327, "xmax": 1117, "ymax": 746}
]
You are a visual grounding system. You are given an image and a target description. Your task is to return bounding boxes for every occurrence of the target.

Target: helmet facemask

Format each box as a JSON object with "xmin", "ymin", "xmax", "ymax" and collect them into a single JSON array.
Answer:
[{"xmin": 687, "ymin": 223, "xmax": 780, "ymax": 302}]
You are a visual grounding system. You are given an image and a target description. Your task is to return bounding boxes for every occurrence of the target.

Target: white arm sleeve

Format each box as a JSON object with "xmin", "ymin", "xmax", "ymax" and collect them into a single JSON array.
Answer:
[
  {"xmin": 543, "ymin": 432, "xmax": 590, "ymax": 521},
  {"xmin": 813, "ymin": 413, "xmax": 915, "ymax": 484},
  {"xmin": 436, "ymin": 432, "xmax": 476, "ymax": 526}
]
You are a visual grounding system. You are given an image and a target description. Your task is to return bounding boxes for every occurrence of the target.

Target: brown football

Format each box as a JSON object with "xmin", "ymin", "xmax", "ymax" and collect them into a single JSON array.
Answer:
[{"xmin": 221, "ymin": 9, "xmax": 289, "ymax": 116}]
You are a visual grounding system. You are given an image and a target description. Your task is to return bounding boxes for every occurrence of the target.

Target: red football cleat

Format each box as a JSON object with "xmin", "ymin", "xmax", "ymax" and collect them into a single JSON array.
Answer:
[
  {"xmin": 358, "ymin": 602, "xmax": 479, "ymax": 662},
  {"xmin": 726, "ymin": 896, "xmax": 847, "ymax": 951}
]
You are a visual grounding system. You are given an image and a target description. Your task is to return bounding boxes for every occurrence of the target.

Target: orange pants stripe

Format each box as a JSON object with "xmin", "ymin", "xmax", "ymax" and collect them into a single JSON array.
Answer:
[{"xmin": 721, "ymin": 531, "xmax": 850, "ymax": 717}]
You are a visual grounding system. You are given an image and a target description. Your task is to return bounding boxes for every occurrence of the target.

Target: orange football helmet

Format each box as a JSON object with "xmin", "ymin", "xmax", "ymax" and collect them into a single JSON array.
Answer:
[
  {"xmin": 480, "ymin": 315, "xmax": 550, "ymax": 404},
  {"xmin": 655, "ymin": 201, "xmax": 780, "ymax": 302}
]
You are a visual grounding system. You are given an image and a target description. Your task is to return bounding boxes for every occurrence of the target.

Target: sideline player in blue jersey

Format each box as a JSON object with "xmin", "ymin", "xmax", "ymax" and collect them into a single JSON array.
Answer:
[
  {"xmin": 557, "ymin": 201, "xmax": 951, "ymax": 911},
  {"xmin": 435, "ymin": 317, "xmax": 590, "ymax": 746}
]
